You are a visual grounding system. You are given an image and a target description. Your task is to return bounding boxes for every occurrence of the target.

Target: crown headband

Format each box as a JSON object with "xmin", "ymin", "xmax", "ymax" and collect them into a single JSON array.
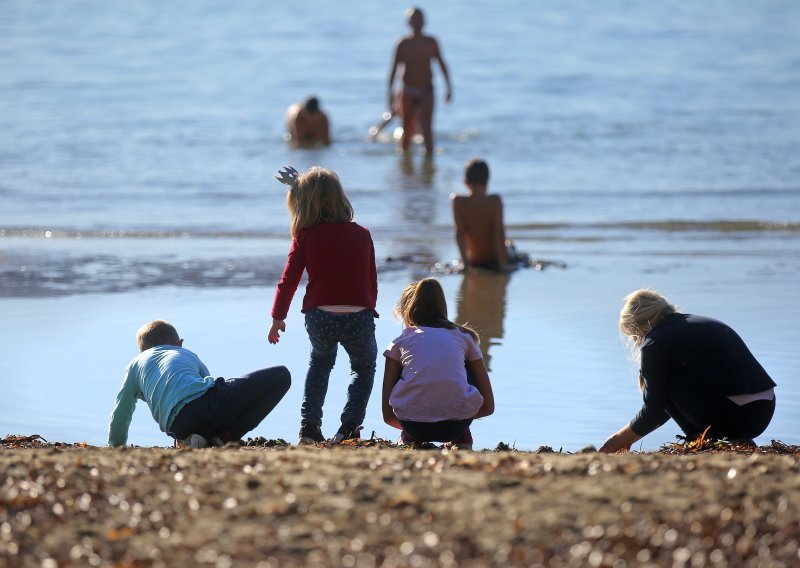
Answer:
[{"xmin": 275, "ymin": 165, "xmax": 299, "ymax": 189}]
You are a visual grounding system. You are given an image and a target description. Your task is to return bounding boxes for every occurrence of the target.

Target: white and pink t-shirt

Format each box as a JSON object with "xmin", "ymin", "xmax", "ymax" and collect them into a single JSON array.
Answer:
[{"xmin": 384, "ymin": 326, "xmax": 484, "ymax": 422}]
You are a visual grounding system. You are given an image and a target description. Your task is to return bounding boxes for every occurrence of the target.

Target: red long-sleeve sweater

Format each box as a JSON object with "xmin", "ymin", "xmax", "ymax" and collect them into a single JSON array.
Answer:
[{"xmin": 271, "ymin": 222, "xmax": 378, "ymax": 320}]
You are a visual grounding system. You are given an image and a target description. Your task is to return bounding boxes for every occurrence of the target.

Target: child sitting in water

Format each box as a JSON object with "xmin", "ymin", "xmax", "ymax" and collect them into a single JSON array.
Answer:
[
  {"xmin": 382, "ymin": 278, "xmax": 495, "ymax": 450},
  {"xmin": 108, "ymin": 320, "xmax": 290, "ymax": 448},
  {"xmin": 451, "ymin": 158, "xmax": 509, "ymax": 272}
]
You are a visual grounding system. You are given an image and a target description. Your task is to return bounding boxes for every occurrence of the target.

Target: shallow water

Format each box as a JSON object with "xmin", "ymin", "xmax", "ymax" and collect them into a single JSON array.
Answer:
[{"xmin": 1, "ymin": 1, "xmax": 799, "ymax": 449}]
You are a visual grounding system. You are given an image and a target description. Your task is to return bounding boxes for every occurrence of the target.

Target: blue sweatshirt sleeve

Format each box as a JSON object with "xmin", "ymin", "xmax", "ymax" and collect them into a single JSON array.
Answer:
[
  {"xmin": 199, "ymin": 360, "xmax": 211, "ymax": 378},
  {"xmin": 108, "ymin": 366, "xmax": 140, "ymax": 447}
]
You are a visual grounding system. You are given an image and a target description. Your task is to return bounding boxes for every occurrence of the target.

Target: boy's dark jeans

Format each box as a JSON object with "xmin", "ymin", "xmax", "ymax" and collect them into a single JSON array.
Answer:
[
  {"xmin": 302, "ymin": 308, "xmax": 377, "ymax": 427},
  {"xmin": 168, "ymin": 366, "xmax": 291, "ymax": 442}
]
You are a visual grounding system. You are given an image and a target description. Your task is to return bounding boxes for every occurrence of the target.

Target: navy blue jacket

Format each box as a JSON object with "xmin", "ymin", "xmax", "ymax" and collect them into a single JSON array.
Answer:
[{"xmin": 630, "ymin": 313, "xmax": 776, "ymax": 436}]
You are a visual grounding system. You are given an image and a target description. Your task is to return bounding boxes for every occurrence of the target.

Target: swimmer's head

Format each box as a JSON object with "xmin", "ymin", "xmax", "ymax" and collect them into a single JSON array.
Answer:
[{"xmin": 304, "ymin": 97, "xmax": 320, "ymax": 114}]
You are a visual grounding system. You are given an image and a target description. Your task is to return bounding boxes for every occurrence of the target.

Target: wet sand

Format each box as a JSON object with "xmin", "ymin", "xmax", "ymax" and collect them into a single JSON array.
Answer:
[{"xmin": 2, "ymin": 443, "xmax": 799, "ymax": 567}]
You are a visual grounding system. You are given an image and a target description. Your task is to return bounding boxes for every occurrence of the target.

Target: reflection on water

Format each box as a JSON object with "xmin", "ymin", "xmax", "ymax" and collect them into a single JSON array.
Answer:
[
  {"xmin": 380, "ymin": 154, "xmax": 440, "ymax": 272},
  {"xmin": 454, "ymin": 269, "xmax": 510, "ymax": 371},
  {"xmin": 398, "ymin": 153, "xmax": 437, "ymax": 224}
]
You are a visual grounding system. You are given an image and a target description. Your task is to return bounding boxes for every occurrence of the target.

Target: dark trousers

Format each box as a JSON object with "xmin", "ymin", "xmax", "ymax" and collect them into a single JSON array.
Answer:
[
  {"xmin": 168, "ymin": 366, "xmax": 291, "ymax": 442},
  {"xmin": 666, "ymin": 393, "xmax": 775, "ymax": 441},
  {"xmin": 302, "ymin": 308, "xmax": 377, "ymax": 426},
  {"xmin": 400, "ymin": 418, "xmax": 473, "ymax": 443}
]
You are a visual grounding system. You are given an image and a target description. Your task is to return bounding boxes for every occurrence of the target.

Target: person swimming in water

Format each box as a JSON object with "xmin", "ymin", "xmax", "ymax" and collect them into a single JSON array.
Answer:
[{"xmin": 285, "ymin": 96, "xmax": 331, "ymax": 147}]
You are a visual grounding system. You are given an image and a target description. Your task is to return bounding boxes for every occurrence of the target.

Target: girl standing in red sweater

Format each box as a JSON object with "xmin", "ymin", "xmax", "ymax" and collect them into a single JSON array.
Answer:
[{"xmin": 269, "ymin": 166, "xmax": 378, "ymax": 445}]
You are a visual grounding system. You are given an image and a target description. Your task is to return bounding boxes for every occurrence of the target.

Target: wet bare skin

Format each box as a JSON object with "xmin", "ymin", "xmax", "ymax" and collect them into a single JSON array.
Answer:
[
  {"xmin": 285, "ymin": 104, "xmax": 330, "ymax": 147},
  {"xmin": 451, "ymin": 184, "xmax": 508, "ymax": 269},
  {"xmin": 388, "ymin": 11, "xmax": 451, "ymax": 153}
]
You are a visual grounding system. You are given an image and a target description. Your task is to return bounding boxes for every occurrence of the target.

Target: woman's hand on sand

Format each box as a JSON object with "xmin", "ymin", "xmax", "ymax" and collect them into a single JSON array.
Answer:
[
  {"xmin": 599, "ymin": 424, "xmax": 642, "ymax": 454},
  {"xmin": 268, "ymin": 319, "xmax": 286, "ymax": 344}
]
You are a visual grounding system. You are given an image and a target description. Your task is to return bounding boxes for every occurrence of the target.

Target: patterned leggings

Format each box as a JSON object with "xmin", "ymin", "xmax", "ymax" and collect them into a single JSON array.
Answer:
[{"xmin": 302, "ymin": 308, "xmax": 377, "ymax": 426}]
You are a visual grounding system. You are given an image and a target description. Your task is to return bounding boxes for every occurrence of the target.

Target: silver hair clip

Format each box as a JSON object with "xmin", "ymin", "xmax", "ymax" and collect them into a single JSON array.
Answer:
[{"xmin": 275, "ymin": 166, "xmax": 299, "ymax": 189}]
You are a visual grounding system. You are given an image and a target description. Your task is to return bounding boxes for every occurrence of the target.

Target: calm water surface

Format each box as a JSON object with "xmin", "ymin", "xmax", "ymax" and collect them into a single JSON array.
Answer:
[{"xmin": 1, "ymin": 1, "xmax": 798, "ymax": 448}]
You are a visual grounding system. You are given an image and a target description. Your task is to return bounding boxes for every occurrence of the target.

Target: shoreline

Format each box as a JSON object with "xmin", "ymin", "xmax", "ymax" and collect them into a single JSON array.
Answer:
[
  {"xmin": 2, "ymin": 440, "xmax": 799, "ymax": 566},
  {"xmin": 3, "ymin": 267, "xmax": 798, "ymax": 453}
]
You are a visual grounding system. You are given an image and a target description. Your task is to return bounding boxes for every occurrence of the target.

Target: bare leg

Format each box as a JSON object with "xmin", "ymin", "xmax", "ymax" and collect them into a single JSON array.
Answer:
[
  {"xmin": 401, "ymin": 92, "xmax": 417, "ymax": 151},
  {"xmin": 418, "ymin": 90, "xmax": 435, "ymax": 154}
]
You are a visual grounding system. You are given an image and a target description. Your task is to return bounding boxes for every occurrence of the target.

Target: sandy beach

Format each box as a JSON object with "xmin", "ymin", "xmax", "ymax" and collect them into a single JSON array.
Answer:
[{"xmin": 2, "ymin": 439, "xmax": 799, "ymax": 567}]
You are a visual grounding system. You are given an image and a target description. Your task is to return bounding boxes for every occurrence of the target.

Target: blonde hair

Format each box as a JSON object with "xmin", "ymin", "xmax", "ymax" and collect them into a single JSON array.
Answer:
[
  {"xmin": 619, "ymin": 289, "xmax": 678, "ymax": 343},
  {"xmin": 137, "ymin": 320, "xmax": 180, "ymax": 352},
  {"xmin": 286, "ymin": 167, "xmax": 354, "ymax": 236},
  {"xmin": 619, "ymin": 289, "xmax": 678, "ymax": 390},
  {"xmin": 395, "ymin": 278, "xmax": 479, "ymax": 341}
]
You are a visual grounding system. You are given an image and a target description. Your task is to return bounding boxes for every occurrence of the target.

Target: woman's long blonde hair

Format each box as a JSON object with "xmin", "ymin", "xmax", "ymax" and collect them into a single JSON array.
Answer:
[
  {"xmin": 395, "ymin": 278, "xmax": 479, "ymax": 341},
  {"xmin": 287, "ymin": 167, "xmax": 354, "ymax": 236},
  {"xmin": 619, "ymin": 288, "xmax": 678, "ymax": 389},
  {"xmin": 619, "ymin": 288, "xmax": 678, "ymax": 343}
]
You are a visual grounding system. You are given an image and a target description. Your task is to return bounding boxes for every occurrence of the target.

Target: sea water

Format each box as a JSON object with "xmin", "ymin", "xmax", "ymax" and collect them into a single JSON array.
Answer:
[{"xmin": 1, "ymin": 1, "xmax": 798, "ymax": 450}]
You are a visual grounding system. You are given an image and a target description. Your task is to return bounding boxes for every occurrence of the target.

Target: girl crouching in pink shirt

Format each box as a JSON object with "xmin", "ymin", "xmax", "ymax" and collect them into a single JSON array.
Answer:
[{"xmin": 382, "ymin": 278, "xmax": 494, "ymax": 450}]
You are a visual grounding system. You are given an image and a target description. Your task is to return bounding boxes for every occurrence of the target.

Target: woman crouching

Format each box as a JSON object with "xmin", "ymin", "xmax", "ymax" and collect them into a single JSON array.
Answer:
[{"xmin": 600, "ymin": 289, "xmax": 776, "ymax": 453}]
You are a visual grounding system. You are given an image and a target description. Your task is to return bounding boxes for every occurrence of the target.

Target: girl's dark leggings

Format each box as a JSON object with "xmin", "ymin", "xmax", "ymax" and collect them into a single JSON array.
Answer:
[
  {"xmin": 169, "ymin": 366, "xmax": 291, "ymax": 442},
  {"xmin": 667, "ymin": 394, "xmax": 775, "ymax": 441},
  {"xmin": 400, "ymin": 418, "xmax": 473, "ymax": 443}
]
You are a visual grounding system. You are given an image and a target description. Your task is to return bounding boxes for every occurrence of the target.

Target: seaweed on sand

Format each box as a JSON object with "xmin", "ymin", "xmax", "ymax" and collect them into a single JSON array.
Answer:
[
  {"xmin": 658, "ymin": 427, "xmax": 799, "ymax": 455},
  {"xmin": 1, "ymin": 434, "xmax": 88, "ymax": 449}
]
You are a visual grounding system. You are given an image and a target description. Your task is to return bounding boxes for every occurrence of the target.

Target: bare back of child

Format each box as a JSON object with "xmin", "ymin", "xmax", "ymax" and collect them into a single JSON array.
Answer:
[{"xmin": 451, "ymin": 159, "xmax": 508, "ymax": 271}]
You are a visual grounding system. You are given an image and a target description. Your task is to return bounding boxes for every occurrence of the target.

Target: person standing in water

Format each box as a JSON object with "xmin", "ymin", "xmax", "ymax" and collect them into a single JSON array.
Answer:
[{"xmin": 387, "ymin": 7, "xmax": 452, "ymax": 154}]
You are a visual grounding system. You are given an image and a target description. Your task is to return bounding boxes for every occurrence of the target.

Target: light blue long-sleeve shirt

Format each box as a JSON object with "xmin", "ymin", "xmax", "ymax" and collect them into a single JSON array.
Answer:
[{"xmin": 108, "ymin": 345, "xmax": 215, "ymax": 447}]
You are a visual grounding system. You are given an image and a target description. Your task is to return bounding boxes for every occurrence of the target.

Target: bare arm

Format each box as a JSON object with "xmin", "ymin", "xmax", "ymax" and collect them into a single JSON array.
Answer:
[
  {"xmin": 493, "ymin": 196, "xmax": 508, "ymax": 269},
  {"xmin": 387, "ymin": 43, "xmax": 402, "ymax": 110},
  {"xmin": 382, "ymin": 357, "xmax": 403, "ymax": 429},
  {"xmin": 319, "ymin": 113, "xmax": 331, "ymax": 145},
  {"xmin": 599, "ymin": 423, "xmax": 642, "ymax": 454},
  {"xmin": 467, "ymin": 358, "xmax": 494, "ymax": 418},
  {"xmin": 286, "ymin": 106, "xmax": 302, "ymax": 145},
  {"xmin": 293, "ymin": 114, "xmax": 311, "ymax": 145},
  {"xmin": 451, "ymin": 195, "xmax": 468, "ymax": 266},
  {"xmin": 433, "ymin": 39, "xmax": 452, "ymax": 103}
]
